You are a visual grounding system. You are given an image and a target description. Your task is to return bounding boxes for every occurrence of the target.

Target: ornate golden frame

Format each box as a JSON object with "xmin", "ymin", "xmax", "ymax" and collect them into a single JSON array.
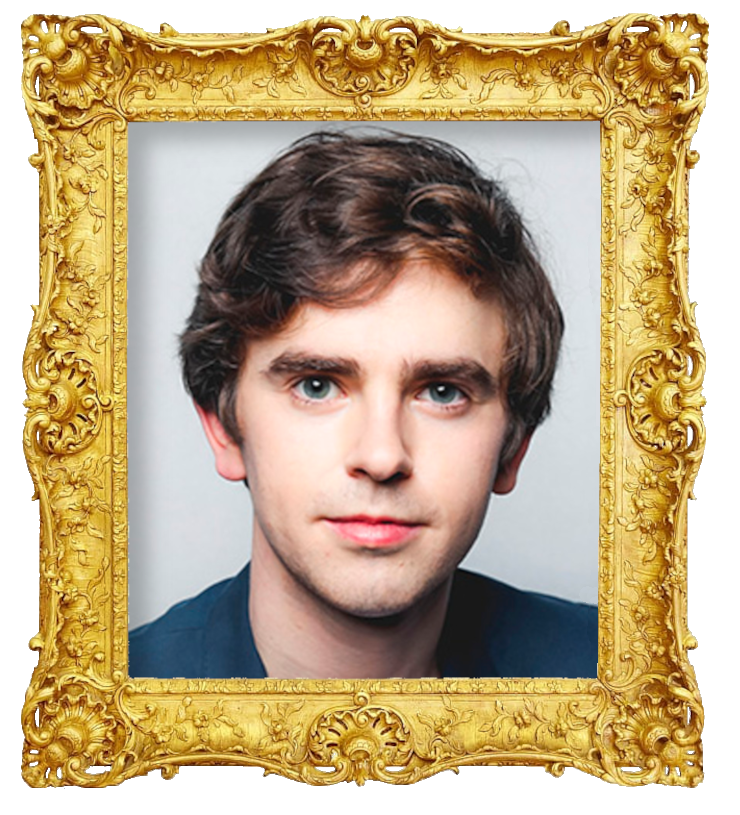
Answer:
[{"xmin": 20, "ymin": 13, "xmax": 708, "ymax": 787}]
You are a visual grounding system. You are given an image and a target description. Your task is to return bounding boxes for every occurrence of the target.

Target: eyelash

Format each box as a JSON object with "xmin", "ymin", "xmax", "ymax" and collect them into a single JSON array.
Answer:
[
  {"xmin": 290, "ymin": 376, "xmax": 470, "ymax": 412},
  {"xmin": 417, "ymin": 383, "xmax": 470, "ymax": 411},
  {"xmin": 291, "ymin": 376, "xmax": 343, "ymax": 405}
]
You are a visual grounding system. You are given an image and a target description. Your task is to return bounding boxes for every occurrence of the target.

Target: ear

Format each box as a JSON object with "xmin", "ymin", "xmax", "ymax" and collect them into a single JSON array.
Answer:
[
  {"xmin": 194, "ymin": 403, "xmax": 248, "ymax": 482},
  {"xmin": 492, "ymin": 434, "xmax": 531, "ymax": 495}
]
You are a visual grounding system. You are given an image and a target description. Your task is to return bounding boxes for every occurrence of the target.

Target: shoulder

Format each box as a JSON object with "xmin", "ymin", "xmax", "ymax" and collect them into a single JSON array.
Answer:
[
  {"xmin": 440, "ymin": 569, "xmax": 598, "ymax": 678},
  {"xmin": 128, "ymin": 567, "xmax": 251, "ymax": 679}
]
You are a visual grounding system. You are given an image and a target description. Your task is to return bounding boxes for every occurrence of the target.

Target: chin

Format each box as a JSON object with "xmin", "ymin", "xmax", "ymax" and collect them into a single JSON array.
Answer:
[
  {"xmin": 279, "ymin": 547, "xmax": 458, "ymax": 622},
  {"xmin": 311, "ymin": 577, "xmax": 444, "ymax": 622},
  {"xmin": 339, "ymin": 599, "xmax": 415, "ymax": 621}
]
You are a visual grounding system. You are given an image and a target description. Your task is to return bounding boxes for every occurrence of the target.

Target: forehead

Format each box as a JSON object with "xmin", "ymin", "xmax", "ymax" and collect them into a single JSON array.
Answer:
[{"xmin": 244, "ymin": 261, "xmax": 507, "ymax": 371}]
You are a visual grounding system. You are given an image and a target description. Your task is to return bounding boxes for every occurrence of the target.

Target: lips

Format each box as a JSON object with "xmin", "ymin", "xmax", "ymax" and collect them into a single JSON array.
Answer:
[{"xmin": 324, "ymin": 515, "xmax": 422, "ymax": 547}]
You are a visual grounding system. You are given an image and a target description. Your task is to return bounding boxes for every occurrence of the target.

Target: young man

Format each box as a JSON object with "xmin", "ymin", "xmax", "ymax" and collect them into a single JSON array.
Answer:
[{"xmin": 129, "ymin": 132, "xmax": 597, "ymax": 680}]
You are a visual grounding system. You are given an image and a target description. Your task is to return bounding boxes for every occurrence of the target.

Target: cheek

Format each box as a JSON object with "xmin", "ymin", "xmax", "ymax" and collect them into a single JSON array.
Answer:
[
  {"xmin": 435, "ymin": 448, "xmax": 498, "ymax": 506},
  {"xmin": 415, "ymin": 422, "xmax": 507, "ymax": 533},
  {"xmin": 240, "ymin": 408, "xmax": 341, "ymax": 496},
  {"xmin": 418, "ymin": 411, "xmax": 507, "ymax": 486}
]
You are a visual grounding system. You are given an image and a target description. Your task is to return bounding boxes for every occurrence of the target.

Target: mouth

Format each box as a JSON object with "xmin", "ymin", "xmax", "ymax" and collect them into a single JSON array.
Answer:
[{"xmin": 323, "ymin": 515, "xmax": 423, "ymax": 547}]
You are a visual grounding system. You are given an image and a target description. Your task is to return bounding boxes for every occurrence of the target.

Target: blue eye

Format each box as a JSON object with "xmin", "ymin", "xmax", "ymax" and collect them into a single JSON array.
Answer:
[
  {"xmin": 421, "ymin": 383, "xmax": 466, "ymax": 405},
  {"xmin": 296, "ymin": 377, "xmax": 339, "ymax": 401}
]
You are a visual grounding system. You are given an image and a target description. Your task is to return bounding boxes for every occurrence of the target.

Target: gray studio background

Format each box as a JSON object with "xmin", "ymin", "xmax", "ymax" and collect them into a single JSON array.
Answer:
[{"xmin": 127, "ymin": 120, "xmax": 600, "ymax": 629}]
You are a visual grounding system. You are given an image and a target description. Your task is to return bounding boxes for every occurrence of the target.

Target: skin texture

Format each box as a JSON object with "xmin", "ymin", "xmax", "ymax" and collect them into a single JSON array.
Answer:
[{"xmin": 197, "ymin": 261, "xmax": 530, "ymax": 677}]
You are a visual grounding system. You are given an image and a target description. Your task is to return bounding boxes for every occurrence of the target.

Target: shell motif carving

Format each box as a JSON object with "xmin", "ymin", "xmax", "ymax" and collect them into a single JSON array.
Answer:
[
  {"xmin": 605, "ymin": 684, "xmax": 703, "ymax": 786},
  {"xmin": 310, "ymin": 16, "xmax": 418, "ymax": 102},
  {"xmin": 22, "ymin": 680, "xmax": 123, "ymax": 787},
  {"xmin": 25, "ymin": 351, "xmax": 108, "ymax": 454},
  {"xmin": 22, "ymin": 16, "xmax": 127, "ymax": 113},
  {"xmin": 307, "ymin": 692, "xmax": 416, "ymax": 784},
  {"xmin": 613, "ymin": 15, "xmax": 708, "ymax": 109},
  {"xmin": 618, "ymin": 348, "xmax": 704, "ymax": 455}
]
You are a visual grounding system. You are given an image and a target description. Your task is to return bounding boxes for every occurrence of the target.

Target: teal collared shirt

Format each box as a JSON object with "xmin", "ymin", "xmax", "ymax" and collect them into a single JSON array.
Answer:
[{"xmin": 129, "ymin": 565, "xmax": 597, "ymax": 679}]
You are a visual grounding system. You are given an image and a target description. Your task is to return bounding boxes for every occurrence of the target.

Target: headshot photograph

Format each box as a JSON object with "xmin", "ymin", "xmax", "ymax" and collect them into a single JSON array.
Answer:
[{"xmin": 126, "ymin": 121, "xmax": 601, "ymax": 680}]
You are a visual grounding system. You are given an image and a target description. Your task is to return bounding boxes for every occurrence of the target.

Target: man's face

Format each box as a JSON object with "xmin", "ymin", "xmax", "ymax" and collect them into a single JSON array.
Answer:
[{"xmin": 200, "ymin": 261, "xmax": 527, "ymax": 619}]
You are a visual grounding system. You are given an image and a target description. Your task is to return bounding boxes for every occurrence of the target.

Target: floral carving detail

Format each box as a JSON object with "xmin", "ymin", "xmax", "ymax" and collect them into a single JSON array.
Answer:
[
  {"xmin": 420, "ymin": 53, "xmax": 467, "ymax": 99},
  {"xmin": 548, "ymin": 707, "xmax": 572, "ymax": 741},
  {"xmin": 127, "ymin": 60, "xmax": 178, "ymax": 100},
  {"xmin": 48, "ymin": 242, "xmax": 109, "ymax": 352},
  {"xmin": 618, "ymin": 349, "xmax": 705, "ymax": 454},
  {"xmin": 254, "ymin": 52, "xmax": 306, "ymax": 99},
  {"xmin": 613, "ymin": 558, "xmax": 674, "ymax": 676},
  {"xmin": 57, "ymin": 241, "xmax": 94, "ymax": 280},
  {"xmin": 480, "ymin": 696, "xmax": 596, "ymax": 757},
  {"xmin": 417, "ymin": 695, "xmax": 473, "ymax": 757},
  {"xmin": 259, "ymin": 701, "xmax": 306, "ymax": 760},
  {"xmin": 620, "ymin": 141, "xmax": 675, "ymax": 235},
  {"xmin": 614, "ymin": 16, "xmax": 708, "ymax": 109},
  {"xmin": 538, "ymin": 53, "xmax": 583, "ymax": 95},
  {"xmin": 153, "ymin": 61, "xmax": 176, "ymax": 89},
  {"xmin": 619, "ymin": 229, "xmax": 677, "ymax": 347},
  {"xmin": 28, "ymin": 130, "xmax": 109, "ymax": 260},
  {"xmin": 129, "ymin": 57, "xmax": 245, "ymax": 105},
  {"xmin": 36, "ymin": 132, "xmax": 109, "ymax": 237},
  {"xmin": 311, "ymin": 17, "xmax": 418, "ymax": 102},
  {"xmin": 22, "ymin": 16, "xmax": 126, "ymax": 112},
  {"xmin": 23, "ymin": 684, "xmax": 120, "ymax": 786},
  {"xmin": 26, "ymin": 454, "xmax": 113, "ymax": 671},
  {"xmin": 477, "ymin": 51, "xmax": 595, "ymax": 105},
  {"xmin": 128, "ymin": 702, "xmax": 175, "ymax": 746},
  {"xmin": 46, "ymin": 455, "xmax": 110, "ymax": 562},
  {"xmin": 481, "ymin": 699, "xmax": 540, "ymax": 746},
  {"xmin": 308, "ymin": 692, "xmax": 415, "ymax": 784},
  {"xmin": 628, "ymin": 130, "xmax": 674, "ymax": 175},
  {"xmin": 172, "ymin": 697, "xmax": 246, "ymax": 750}
]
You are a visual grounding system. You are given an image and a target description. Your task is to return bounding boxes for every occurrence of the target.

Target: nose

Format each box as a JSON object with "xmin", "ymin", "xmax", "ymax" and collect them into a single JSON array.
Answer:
[{"xmin": 345, "ymin": 397, "xmax": 413, "ymax": 484}]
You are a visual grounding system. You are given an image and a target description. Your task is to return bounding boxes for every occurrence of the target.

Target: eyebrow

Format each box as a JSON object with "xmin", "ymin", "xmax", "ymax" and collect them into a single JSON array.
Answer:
[
  {"xmin": 263, "ymin": 352, "xmax": 361, "ymax": 379},
  {"xmin": 263, "ymin": 352, "xmax": 499, "ymax": 398},
  {"xmin": 408, "ymin": 359, "xmax": 500, "ymax": 399}
]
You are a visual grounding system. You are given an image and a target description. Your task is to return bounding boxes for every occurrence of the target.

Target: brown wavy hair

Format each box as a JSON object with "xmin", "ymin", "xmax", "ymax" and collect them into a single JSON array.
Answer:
[{"xmin": 180, "ymin": 131, "xmax": 563, "ymax": 468}]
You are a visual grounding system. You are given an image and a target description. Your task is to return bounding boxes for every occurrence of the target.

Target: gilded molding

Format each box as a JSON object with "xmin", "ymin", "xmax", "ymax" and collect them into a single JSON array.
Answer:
[
  {"xmin": 612, "ymin": 14, "xmax": 708, "ymax": 114},
  {"xmin": 620, "ymin": 349, "xmax": 705, "ymax": 455},
  {"xmin": 20, "ymin": 13, "xmax": 708, "ymax": 787},
  {"xmin": 310, "ymin": 17, "xmax": 419, "ymax": 102}
]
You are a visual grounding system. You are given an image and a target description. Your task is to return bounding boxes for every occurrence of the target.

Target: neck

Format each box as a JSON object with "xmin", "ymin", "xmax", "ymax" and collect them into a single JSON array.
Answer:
[{"xmin": 248, "ymin": 533, "xmax": 452, "ymax": 679}]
